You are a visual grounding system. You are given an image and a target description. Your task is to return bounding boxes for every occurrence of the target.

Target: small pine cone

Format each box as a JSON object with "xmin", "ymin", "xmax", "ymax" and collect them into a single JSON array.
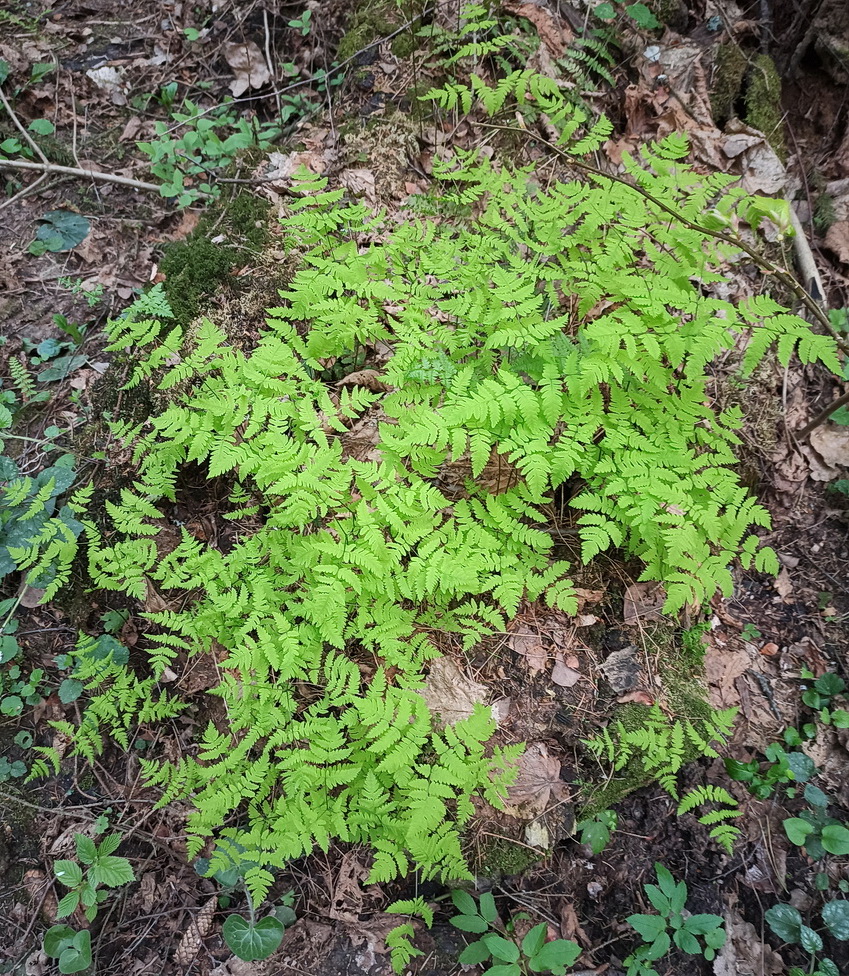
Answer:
[{"xmin": 173, "ymin": 896, "xmax": 217, "ymax": 965}]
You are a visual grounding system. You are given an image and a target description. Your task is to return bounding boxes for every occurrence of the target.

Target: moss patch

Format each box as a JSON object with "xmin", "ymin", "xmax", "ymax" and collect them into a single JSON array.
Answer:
[
  {"xmin": 745, "ymin": 54, "xmax": 786, "ymax": 161},
  {"xmin": 158, "ymin": 191, "xmax": 271, "ymax": 327},
  {"xmin": 338, "ymin": 0, "xmax": 403, "ymax": 62},
  {"xmin": 710, "ymin": 42, "xmax": 748, "ymax": 127},
  {"xmin": 473, "ymin": 836, "xmax": 541, "ymax": 880}
]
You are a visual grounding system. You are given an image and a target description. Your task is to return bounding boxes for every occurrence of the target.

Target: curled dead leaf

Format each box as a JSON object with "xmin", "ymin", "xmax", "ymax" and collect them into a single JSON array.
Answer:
[
  {"xmin": 223, "ymin": 40, "xmax": 271, "ymax": 97},
  {"xmin": 336, "ymin": 369, "xmax": 391, "ymax": 392}
]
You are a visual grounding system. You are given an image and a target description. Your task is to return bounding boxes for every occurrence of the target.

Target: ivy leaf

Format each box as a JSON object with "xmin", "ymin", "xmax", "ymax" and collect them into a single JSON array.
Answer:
[
  {"xmin": 765, "ymin": 903, "xmax": 803, "ymax": 942},
  {"xmin": 221, "ymin": 915, "xmax": 285, "ymax": 961},
  {"xmin": 822, "ymin": 900, "xmax": 849, "ymax": 940}
]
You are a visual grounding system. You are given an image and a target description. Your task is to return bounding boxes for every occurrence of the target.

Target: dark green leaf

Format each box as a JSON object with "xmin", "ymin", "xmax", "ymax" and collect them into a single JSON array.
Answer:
[
  {"xmin": 1, "ymin": 695, "xmax": 23, "ymax": 716},
  {"xmin": 822, "ymin": 824, "xmax": 849, "ymax": 855},
  {"xmin": 43, "ymin": 924, "xmax": 77, "ymax": 958},
  {"xmin": 459, "ymin": 939, "xmax": 492, "ymax": 964},
  {"xmin": 451, "ymin": 914, "xmax": 489, "ymax": 933},
  {"xmin": 786, "ymin": 752, "xmax": 816, "ymax": 783},
  {"xmin": 815, "ymin": 673, "xmax": 845, "ymax": 696},
  {"xmin": 479, "ymin": 891, "xmax": 497, "ymax": 924},
  {"xmin": 221, "ymin": 915, "xmax": 285, "ymax": 961},
  {"xmin": 522, "ymin": 923, "xmax": 547, "ymax": 958},
  {"xmin": 451, "ymin": 889, "xmax": 478, "ymax": 917},
  {"xmin": 804, "ymin": 784, "xmax": 830, "ymax": 809},
  {"xmin": 673, "ymin": 928, "xmax": 701, "ymax": 955},
  {"xmin": 36, "ymin": 210, "xmax": 90, "ymax": 252},
  {"xmin": 58, "ymin": 930, "xmax": 91, "ymax": 974},
  {"xmin": 765, "ymin": 903, "xmax": 803, "ymax": 942},
  {"xmin": 627, "ymin": 913, "xmax": 667, "ymax": 942},
  {"xmin": 822, "ymin": 901, "xmax": 849, "ymax": 940},
  {"xmin": 528, "ymin": 939, "xmax": 581, "ymax": 972},
  {"xmin": 594, "ymin": 2, "xmax": 615, "ymax": 18},
  {"xmin": 59, "ymin": 678, "xmax": 84, "ymax": 704},
  {"xmin": 784, "ymin": 818, "xmax": 815, "ymax": 846},
  {"xmin": 482, "ymin": 935, "xmax": 518, "ymax": 963},
  {"xmin": 800, "ymin": 925, "xmax": 823, "ymax": 953},
  {"xmin": 684, "ymin": 914, "xmax": 724, "ymax": 935}
]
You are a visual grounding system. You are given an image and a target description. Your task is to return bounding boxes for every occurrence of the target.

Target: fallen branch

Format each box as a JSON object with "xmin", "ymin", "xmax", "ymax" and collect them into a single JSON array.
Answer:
[{"xmin": 0, "ymin": 157, "xmax": 161, "ymax": 193}]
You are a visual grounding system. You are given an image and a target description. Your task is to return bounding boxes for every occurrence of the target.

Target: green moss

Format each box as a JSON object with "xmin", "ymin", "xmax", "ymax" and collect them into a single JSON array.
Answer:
[
  {"xmin": 745, "ymin": 54, "xmax": 786, "ymax": 162},
  {"xmin": 337, "ymin": 1, "xmax": 401, "ymax": 62},
  {"xmin": 473, "ymin": 836, "xmax": 541, "ymax": 880},
  {"xmin": 158, "ymin": 191, "xmax": 271, "ymax": 326},
  {"xmin": 711, "ymin": 42, "xmax": 747, "ymax": 127}
]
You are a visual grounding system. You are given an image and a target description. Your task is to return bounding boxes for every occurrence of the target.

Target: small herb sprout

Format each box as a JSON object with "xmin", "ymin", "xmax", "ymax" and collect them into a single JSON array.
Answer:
[
  {"xmin": 450, "ymin": 889, "xmax": 581, "ymax": 975},
  {"xmin": 783, "ymin": 785, "xmax": 849, "ymax": 860},
  {"xmin": 43, "ymin": 926, "xmax": 92, "ymax": 975},
  {"xmin": 575, "ymin": 809, "xmax": 617, "ymax": 854},
  {"xmin": 624, "ymin": 863, "xmax": 725, "ymax": 976},
  {"xmin": 53, "ymin": 832, "xmax": 135, "ymax": 922}
]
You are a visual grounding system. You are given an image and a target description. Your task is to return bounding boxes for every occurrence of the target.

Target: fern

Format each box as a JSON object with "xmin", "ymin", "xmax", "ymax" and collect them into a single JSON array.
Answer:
[
  {"xmin": 8, "ymin": 357, "xmax": 36, "ymax": 402},
  {"xmin": 386, "ymin": 897, "xmax": 433, "ymax": 974},
  {"xmin": 586, "ymin": 707, "xmax": 742, "ymax": 850},
  {"xmin": 58, "ymin": 65, "xmax": 838, "ymax": 902}
]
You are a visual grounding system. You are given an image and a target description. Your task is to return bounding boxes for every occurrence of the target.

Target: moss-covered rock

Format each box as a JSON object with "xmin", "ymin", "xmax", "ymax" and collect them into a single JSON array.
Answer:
[{"xmin": 745, "ymin": 54, "xmax": 786, "ymax": 162}]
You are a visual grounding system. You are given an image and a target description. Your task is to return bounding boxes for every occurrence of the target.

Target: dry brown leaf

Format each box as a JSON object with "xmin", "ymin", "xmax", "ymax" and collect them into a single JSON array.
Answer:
[
  {"xmin": 551, "ymin": 652, "xmax": 580, "ymax": 687},
  {"xmin": 825, "ymin": 220, "xmax": 849, "ymax": 264},
  {"xmin": 509, "ymin": 624, "xmax": 548, "ymax": 674},
  {"xmin": 809, "ymin": 423, "xmax": 849, "ymax": 469},
  {"xmin": 421, "ymin": 657, "xmax": 487, "ymax": 726},
  {"xmin": 336, "ymin": 369, "xmax": 391, "ymax": 392},
  {"xmin": 623, "ymin": 581, "xmax": 666, "ymax": 624},
  {"xmin": 617, "ymin": 689, "xmax": 656, "ymax": 705},
  {"xmin": 503, "ymin": 742, "xmax": 564, "ymax": 819},
  {"xmin": 704, "ymin": 639, "xmax": 752, "ymax": 709},
  {"xmin": 774, "ymin": 567, "xmax": 793, "ymax": 600},
  {"xmin": 223, "ymin": 40, "xmax": 271, "ymax": 97},
  {"xmin": 502, "ymin": 2, "xmax": 573, "ymax": 57},
  {"xmin": 339, "ymin": 167, "xmax": 377, "ymax": 204}
]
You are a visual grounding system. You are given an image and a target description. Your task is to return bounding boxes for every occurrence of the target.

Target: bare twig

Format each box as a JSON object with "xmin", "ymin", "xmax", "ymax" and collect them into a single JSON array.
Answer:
[
  {"xmin": 797, "ymin": 386, "xmax": 849, "ymax": 437},
  {"xmin": 0, "ymin": 157, "xmax": 161, "ymax": 192}
]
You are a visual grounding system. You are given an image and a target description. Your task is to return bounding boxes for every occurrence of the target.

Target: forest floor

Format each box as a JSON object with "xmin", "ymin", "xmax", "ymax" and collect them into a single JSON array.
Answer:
[{"xmin": 2, "ymin": 1, "xmax": 849, "ymax": 975}]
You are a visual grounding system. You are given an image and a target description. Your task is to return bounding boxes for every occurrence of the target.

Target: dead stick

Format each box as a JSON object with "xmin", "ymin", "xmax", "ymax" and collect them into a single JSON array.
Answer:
[
  {"xmin": 0, "ymin": 157, "xmax": 162, "ymax": 193},
  {"xmin": 797, "ymin": 387, "xmax": 849, "ymax": 437}
]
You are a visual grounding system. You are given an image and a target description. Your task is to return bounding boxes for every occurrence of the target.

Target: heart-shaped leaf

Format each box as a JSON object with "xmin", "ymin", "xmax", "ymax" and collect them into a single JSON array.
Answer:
[{"xmin": 221, "ymin": 915, "xmax": 284, "ymax": 961}]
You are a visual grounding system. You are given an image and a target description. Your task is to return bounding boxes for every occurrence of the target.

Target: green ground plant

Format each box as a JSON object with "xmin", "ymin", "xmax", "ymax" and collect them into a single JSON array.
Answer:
[
  {"xmin": 52, "ymin": 831, "xmax": 135, "ymax": 921},
  {"xmin": 625, "ymin": 863, "xmax": 725, "ymax": 975},
  {"xmin": 585, "ymin": 706, "xmax": 742, "ymax": 850},
  {"xmin": 46, "ymin": 69, "xmax": 839, "ymax": 907},
  {"xmin": 448, "ymin": 890, "xmax": 581, "ymax": 975}
]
